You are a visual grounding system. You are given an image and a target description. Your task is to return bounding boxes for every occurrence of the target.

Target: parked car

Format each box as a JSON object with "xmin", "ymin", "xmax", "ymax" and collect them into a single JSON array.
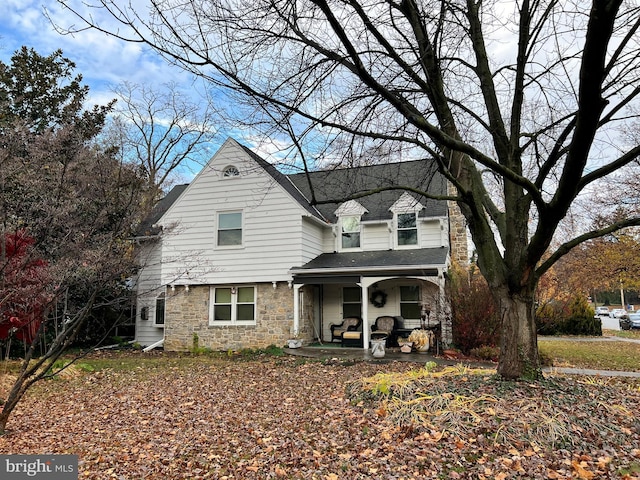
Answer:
[
  {"xmin": 610, "ymin": 308, "xmax": 627, "ymax": 318},
  {"xmin": 620, "ymin": 314, "xmax": 632, "ymax": 330},
  {"xmin": 628, "ymin": 312, "xmax": 640, "ymax": 329},
  {"xmin": 595, "ymin": 306, "xmax": 610, "ymax": 317}
]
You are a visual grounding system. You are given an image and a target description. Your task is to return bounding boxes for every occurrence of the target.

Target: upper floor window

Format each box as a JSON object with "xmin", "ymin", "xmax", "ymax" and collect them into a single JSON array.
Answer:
[
  {"xmin": 341, "ymin": 215, "xmax": 361, "ymax": 249},
  {"xmin": 222, "ymin": 165, "xmax": 240, "ymax": 177},
  {"xmin": 397, "ymin": 212, "xmax": 418, "ymax": 246},
  {"xmin": 217, "ymin": 211, "xmax": 242, "ymax": 246},
  {"xmin": 210, "ymin": 286, "xmax": 256, "ymax": 324}
]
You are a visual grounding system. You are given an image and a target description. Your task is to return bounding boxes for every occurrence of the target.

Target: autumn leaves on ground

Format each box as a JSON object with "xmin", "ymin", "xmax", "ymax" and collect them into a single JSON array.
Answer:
[{"xmin": 1, "ymin": 352, "xmax": 640, "ymax": 479}]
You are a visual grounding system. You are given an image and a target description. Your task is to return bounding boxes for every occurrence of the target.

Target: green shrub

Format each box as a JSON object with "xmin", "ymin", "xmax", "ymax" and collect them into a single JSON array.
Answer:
[
  {"xmin": 536, "ymin": 294, "xmax": 601, "ymax": 336},
  {"xmin": 563, "ymin": 316, "xmax": 602, "ymax": 336}
]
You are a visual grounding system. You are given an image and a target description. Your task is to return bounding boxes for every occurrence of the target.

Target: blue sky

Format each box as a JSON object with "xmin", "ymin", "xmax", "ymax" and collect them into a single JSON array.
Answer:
[
  {"xmin": 0, "ymin": 1, "xmax": 291, "ymax": 180},
  {"xmin": 0, "ymin": 1, "xmax": 189, "ymax": 109}
]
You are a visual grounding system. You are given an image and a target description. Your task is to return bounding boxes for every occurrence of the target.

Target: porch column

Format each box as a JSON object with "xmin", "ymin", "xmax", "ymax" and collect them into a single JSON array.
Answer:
[
  {"xmin": 293, "ymin": 283, "xmax": 302, "ymax": 336},
  {"xmin": 360, "ymin": 282, "xmax": 369, "ymax": 349},
  {"xmin": 359, "ymin": 277, "xmax": 387, "ymax": 350}
]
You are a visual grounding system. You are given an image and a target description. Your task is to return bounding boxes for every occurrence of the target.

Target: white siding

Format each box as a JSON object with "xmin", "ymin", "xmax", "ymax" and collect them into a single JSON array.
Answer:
[
  {"xmin": 301, "ymin": 217, "xmax": 327, "ymax": 262},
  {"xmin": 362, "ymin": 223, "xmax": 391, "ymax": 251},
  {"xmin": 159, "ymin": 139, "xmax": 313, "ymax": 284},
  {"xmin": 420, "ymin": 219, "xmax": 444, "ymax": 248},
  {"xmin": 134, "ymin": 241, "xmax": 165, "ymax": 346}
]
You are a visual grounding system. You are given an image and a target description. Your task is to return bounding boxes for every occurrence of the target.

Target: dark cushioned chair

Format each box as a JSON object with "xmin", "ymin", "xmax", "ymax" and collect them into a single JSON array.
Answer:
[
  {"xmin": 371, "ymin": 316, "xmax": 398, "ymax": 345},
  {"xmin": 330, "ymin": 316, "xmax": 362, "ymax": 342}
]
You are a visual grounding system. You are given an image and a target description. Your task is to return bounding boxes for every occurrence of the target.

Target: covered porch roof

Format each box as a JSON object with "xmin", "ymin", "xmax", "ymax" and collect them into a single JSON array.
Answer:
[
  {"xmin": 289, "ymin": 247, "xmax": 449, "ymax": 283},
  {"xmin": 289, "ymin": 248, "xmax": 449, "ymax": 349}
]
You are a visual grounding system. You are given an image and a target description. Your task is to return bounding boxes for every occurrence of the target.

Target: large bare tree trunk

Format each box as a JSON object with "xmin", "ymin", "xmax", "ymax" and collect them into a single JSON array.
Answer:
[{"xmin": 494, "ymin": 287, "xmax": 541, "ymax": 380}]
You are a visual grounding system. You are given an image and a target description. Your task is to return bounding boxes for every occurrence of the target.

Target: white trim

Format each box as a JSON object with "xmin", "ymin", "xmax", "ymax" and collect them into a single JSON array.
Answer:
[
  {"xmin": 208, "ymin": 285, "xmax": 257, "ymax": 326},
  {"xmin": 216, "ymin": 209, "xmax": 244, "ymax": 248},
  {"xmin": 221, "ymin": 165, "xmax": 241, "ymax": 177}
]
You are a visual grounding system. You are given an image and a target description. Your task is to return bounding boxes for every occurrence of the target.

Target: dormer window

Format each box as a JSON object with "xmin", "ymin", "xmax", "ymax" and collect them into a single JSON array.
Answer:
[
  {"xmin": 335, "ymin": 200, "xmax": 367, "ymax": 251},
  {"xmin": 397, "ymin": 212, "xmax": 418, "ymax": 245},
  {"xmin": 222, "ymin": 165, "xmax": 240, "ymax": 177},
  {"xmin": 341, "ymin": 215, "xmax": 361, "ymax": 249},
  {"xmin": 390, "ymin": 193, "xmax": 424, "ymax": 248}
]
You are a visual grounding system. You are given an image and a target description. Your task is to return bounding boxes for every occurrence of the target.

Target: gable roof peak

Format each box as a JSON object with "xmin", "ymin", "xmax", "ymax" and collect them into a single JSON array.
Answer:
[
  {"xmin": 390, "ymin": 191, "xmax": 425, "ymax": 213},
  {"xmin": 334, "ymin": 199, "xmax": 368, "ymax": 217}
]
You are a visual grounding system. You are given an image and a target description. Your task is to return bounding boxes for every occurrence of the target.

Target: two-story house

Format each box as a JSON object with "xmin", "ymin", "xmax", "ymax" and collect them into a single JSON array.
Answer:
[{"xmin": 133, "ymin": 138, "xmax": 468, "ymax": 351}]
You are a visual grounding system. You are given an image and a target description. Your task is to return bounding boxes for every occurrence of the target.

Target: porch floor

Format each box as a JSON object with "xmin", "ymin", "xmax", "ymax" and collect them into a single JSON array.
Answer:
[{"xmin": 284, "ymin": 343, "xmax": 495, "ymax": 368}]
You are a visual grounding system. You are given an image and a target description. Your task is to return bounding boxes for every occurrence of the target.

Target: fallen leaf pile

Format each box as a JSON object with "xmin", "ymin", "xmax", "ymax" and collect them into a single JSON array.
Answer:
[{"xmin": 1, "ymin": 353, "xmax": 640, "ymax": 479}]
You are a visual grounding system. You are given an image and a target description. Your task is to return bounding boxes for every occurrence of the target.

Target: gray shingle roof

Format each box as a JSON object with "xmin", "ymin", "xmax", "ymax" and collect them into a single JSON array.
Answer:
[
  {"xmin": 141, "ymin": 141, "xmax": 449, "ymax": 236},
  {"xmin": 286, "ymin": 160, "xmax": 447, "ymax": 222},
  {"xmin": 291, "ymin": 247, "xmax": 449, "ymax": 273},
  {"xmin": 135, "ymin": 184, "xmax": 188, "ymax": 237}
]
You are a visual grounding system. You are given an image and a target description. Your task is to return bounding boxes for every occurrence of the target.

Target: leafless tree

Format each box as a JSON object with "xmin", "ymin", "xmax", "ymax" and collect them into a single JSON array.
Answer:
[
  {"xmin": 0, "ymin": 122, "xmax": 146, "ymax": 434},
  {"xmin": 106, "ymin": 81, "xmax": 220, "ymax": 207},
  {"xmin": 53, "ymin": 0, "xmax": 640, "ymax": 379}
]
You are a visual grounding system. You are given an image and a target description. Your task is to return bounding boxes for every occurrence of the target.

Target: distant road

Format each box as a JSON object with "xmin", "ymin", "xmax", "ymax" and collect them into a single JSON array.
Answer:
[{"xmin": 599, "ymin": 314, "xmax": 621, "ymax": 331}]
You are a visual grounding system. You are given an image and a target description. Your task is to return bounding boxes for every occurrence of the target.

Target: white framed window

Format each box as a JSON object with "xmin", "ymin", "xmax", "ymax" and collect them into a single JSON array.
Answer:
[
  {"xmin": 342, "ymin": 287, "xmax": 362, "ymax": 318},
  {"xmin": 400, "ymin": 285, "xmax": 421, "ymax": 320},
  {"xmin": 217, "ymin": 211, "xmax": 243, "ymax": 247},
  {"xmin": 341, "ymin": 215, "xmax": 361, "ymax": 249},
  {"xmin": 155, "ymin": 293, "xmax": 165, "ymax": 327},
  {"xmin": 222, "ymin": 165, "xmax": 240, "ymax": 177},
  {"xmin": 335, "ymin": 200, "xmax": 367, "ymax": 251},
  {"xmin": 397, "ymin": 212, "xmax": 418, "ymax": 246},
  {"xmin": 210, "ymin": 286, "xmax": 256, "ymax": 325}
]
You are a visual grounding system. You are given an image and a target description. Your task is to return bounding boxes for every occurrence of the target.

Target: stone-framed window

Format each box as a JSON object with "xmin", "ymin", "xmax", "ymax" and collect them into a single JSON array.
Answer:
[
  {"xmin": 217, "ymin": 211, "xmax": 243, "ymax": 247},
  {"xmin": 209, "ymin": 286, "xmax": 256, "ymax": 325}
]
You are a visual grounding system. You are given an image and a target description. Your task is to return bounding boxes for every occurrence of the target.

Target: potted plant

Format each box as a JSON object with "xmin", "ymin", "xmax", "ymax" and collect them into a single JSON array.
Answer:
[
  {"xmin": 398, "ymin": 339, "xmax": 413, "ymax": 353},
  {"xmin": 286, "ymin": 330, "xmax": 303, "ymax": 348},
  {"xmin": 408, "ymin": 329, "xmax": 431, "ymax": 353},
  {"xmin": 286, "ymin": 336, "xmax": 303, "ymax": 348}
]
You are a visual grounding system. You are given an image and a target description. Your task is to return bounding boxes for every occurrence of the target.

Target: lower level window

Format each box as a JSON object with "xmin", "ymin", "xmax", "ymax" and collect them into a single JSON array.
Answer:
[
  {"xmin": 155, "ymin": 293, "xmax": 165, "ymax": 326},
  {"xmin": 210, "ymin": 286, "xmax": 256, "ymax": 324},
  {"xmin": 400, "ymin": 285, "xmax": 421, "ymax": 320}
]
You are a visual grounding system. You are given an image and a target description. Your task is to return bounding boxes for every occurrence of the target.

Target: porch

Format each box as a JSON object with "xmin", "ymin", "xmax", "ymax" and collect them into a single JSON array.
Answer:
[
  {"xmin": 283, "ymin": 344, "xmax": 489, "ymax": 368},
  {"xmin": 289, "ymin": 248, "xmax": 451, "ymax": 350}
]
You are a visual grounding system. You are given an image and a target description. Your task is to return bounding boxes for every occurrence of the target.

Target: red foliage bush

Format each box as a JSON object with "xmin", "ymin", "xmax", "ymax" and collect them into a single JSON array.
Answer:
[
  {"xmin": 0, "ymin": 230, "xmax": 51, "ymax": 343},
  {"xmin": 448, "ymin": 266, "xmax": 500, "ymax": 354}
]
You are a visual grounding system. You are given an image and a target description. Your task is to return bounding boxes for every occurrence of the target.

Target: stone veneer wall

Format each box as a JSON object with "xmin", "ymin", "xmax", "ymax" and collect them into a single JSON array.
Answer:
[
  {"xmin": 447, "ymin": 182, "xmax": 469, "ymax": 267},
  {"xmin": 164, "ymin": 283, "xmax": 311, "ymax": 351}
]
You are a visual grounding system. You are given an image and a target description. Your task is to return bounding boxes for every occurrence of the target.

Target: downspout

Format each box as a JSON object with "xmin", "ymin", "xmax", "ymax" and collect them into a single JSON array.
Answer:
[{"xmin": 293, "ymin": 284, "xmax": 302, "ymax": 336}]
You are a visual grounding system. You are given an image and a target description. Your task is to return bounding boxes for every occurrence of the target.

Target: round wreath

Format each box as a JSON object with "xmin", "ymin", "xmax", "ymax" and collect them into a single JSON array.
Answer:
[{"xmin": 370, "ymin": 289, "xmax": 388, "ymax": 308}]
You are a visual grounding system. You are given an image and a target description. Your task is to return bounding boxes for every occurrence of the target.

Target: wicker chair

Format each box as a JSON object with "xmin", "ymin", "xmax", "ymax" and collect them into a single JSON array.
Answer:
[
  {"xmin": 330, "ymin": 316, "xmax": 361, "ymax": 342},
  {"xmin": 371, "ymin": 316, "xmax": 398, "ymax": 345},
  {"xmin": 371, "ymin": 316, "xmax": 396, "ymax": 336}
]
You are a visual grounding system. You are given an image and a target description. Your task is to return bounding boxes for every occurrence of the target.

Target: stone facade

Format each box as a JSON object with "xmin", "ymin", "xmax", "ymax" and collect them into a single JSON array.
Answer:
[
  {"xmin": 164, "ymin": 283, "xmax": 312, "ymax": 351},
  {"xmin": 447, "ymin": 182, "xmax": 469, "ymax": 266}
]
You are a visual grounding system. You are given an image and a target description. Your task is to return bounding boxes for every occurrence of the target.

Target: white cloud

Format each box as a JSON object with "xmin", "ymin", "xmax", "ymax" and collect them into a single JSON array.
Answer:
[{"xmin": 0, "ymin": 1, "xmax": 191, "ymax": 108}]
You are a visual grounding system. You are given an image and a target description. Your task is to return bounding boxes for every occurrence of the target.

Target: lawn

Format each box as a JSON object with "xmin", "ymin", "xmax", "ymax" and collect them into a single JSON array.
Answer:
[
  {"xmin": 1, "ymin": 349, "xmax": 639, "ymax": 479},
  {"xmin": 538, "ymin": 333, "xmax": 640, "ymax": 372}
]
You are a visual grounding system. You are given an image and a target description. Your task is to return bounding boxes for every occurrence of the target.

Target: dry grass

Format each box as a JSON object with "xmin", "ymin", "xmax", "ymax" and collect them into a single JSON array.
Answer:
[{"xmin": 538, "ymin": 337, "xmax": 640, "ymax": 371}]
